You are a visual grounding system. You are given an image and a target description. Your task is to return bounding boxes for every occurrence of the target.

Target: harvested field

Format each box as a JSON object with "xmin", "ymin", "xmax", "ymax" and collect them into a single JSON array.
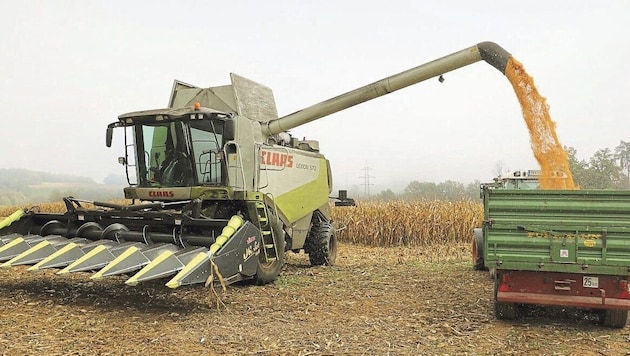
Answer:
[{"xmin": 1, "ymin": 242, "xmax": 629, "ymax": 355}]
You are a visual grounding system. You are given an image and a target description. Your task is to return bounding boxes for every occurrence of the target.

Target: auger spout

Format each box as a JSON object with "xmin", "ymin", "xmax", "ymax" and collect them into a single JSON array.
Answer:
[{"xmin": 263, "ymin": 41, "xmax": 511, "ymax": 136}]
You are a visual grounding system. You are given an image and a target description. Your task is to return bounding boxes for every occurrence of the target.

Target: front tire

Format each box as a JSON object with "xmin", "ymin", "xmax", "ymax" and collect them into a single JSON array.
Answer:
[
  {"xmin": 305, "ymin": 217, "xmax": 337, "ymax": 266},
  {"xmin": 254, "ymin": 211, "xmax": 285, "ymax": 285}
]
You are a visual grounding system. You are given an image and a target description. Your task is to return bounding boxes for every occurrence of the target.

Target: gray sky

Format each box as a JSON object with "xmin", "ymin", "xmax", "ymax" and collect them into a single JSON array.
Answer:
[{"xmin": 1, "ymin": 1, "xmax": 629, "ymax": 194}]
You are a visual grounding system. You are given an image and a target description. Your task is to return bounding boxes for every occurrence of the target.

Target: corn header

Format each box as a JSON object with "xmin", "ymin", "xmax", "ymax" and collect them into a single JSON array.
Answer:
[{"xmin": 0, "ymin": 42, "xmax": 512, "ymax": 289}]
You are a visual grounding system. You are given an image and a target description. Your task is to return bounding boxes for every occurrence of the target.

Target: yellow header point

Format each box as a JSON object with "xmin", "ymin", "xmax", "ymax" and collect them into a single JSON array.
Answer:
[
  {"xmin": 3, "ymin": 241, "xmax": 52, "ymax": 267},
  {"xmin": 165, "ymin": 280, "xmax": 180, "ymax": 289},
  {"xmin": 124, "ymin": 250, "xmax": 174, "ymax": 286},
  {"xmin": 58, "ymin": 245, "xmax": 107, "ymax": 275},
  {"xmin": 92, "ymin": 246, "xmax": 140, "ymax": 280},
  {"xmin": 0, "ymin": 237, "xmax": 25, "ymax": 253},
  {"xmin": 165, "ymin": 252, "xmax": 208, "ymax": 289},
  {"xmin": 30, "ymin": 243, "xmax": 78, "ymax": 271},
  {"xmin": 124, "ymin": 278, "xmax": 139, "ymax": 286}
]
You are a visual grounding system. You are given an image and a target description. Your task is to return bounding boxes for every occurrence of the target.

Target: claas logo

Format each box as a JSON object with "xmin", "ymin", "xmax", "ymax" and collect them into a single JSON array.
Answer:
[
  {"xmin": 261, "ymin": 150, "xmax": 293, "ymax": 168},
  {"xmin": 149, "ymin": 190, "xmax": 175, "ymax": 198}
]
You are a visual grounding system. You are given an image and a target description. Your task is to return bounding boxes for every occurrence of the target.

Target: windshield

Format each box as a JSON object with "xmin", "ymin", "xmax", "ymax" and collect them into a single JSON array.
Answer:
[
  {"xmin": 189, "ymin": 120, "xmax": 224, "ymax": 184},
  {"xmin": 131, "ymin": 118, "xmax": 225, "ymax": 187}
]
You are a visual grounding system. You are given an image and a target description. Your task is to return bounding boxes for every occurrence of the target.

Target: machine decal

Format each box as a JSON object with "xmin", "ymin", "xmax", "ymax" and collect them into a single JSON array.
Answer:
[
  {"xmin": 261, "ymin": 150, "xmax": 293, "ymax": 168},
  {"xmin": 242, "ymin": 240, "xmax": 260, "ymax": 262},
  {"xmin": 148, "ymin": 190, "xmax": 175, "ymax": 198},
  {"xmin": 132, "ymin": 187, "xmax": 192, "ymax": 200},
  {"xmin": 526, "ymin": 232, "xmax": 602, "ymax": 240}
]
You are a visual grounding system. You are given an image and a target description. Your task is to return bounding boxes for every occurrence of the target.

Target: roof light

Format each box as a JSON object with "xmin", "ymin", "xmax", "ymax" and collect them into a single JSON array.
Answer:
[{"xmin": 194, "ymin": 102, "xmax": 201, "ymax": 110}]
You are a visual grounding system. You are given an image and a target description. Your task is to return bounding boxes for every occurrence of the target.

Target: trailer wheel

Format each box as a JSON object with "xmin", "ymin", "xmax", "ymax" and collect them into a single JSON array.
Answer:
[
  {"xmin": 305, "ymin": 218, "xmax": 337, "ymax": 266},
  {"xmin": 494, "ymin": 274, "xmax": 517, "ymax": 320},
  {"xmin": 599, "ymin": 309, "xmax": 628, "ymax": 328},
  {"xmin": 472, "ymin": 228, "xmax": 487, "ymax": 271},
  {"xmin": 253, "ymin": 212, "xmax": 285, "ymax": 285}
]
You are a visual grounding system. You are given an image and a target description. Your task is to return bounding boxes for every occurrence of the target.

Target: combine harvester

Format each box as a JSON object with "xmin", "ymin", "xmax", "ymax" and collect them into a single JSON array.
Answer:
[{"xmin": 0, "ymin": 42, "xmax": 516, "ymax": 289}]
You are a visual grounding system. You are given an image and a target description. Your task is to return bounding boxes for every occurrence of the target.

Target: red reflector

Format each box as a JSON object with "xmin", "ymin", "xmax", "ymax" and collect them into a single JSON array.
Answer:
[
  {"xmin": 619, "ymin": 280, "xmax": 630, "ymax": 299},
  {"xmin": 498, "ymin": 274, "xmax": 511, "ymax": 292}
]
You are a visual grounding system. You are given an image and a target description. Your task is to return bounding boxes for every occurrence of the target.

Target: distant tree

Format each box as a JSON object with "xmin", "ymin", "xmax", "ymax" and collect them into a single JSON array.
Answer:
[
  {"xmin": 0, "ymin": 190, "xmax": 27, "ymax": 206},
  {"xmin": 586, "ymin": 148, "xmax": 622, "ymax": 189},
  {"xmin": 565, "ymin": 146, "xmax": 589, "ymax": 188},
  {"xmin": 614, "ymin": 140, "xmax": 630, "ymax": 188},
  {"xmin": 401, "ymin": 180, "xmax": 477, "ymax": 201},
  {"xmin": 465, "ymin": 180, "xmax": 482, "ymax": 200},
  {"xmin": 403, "ymin": 181, "xmax": 438, "ymax": 199},
  {"xmin": 436, "ymin": 180, "xmax": 466, "ymax": 201},
  {"xmin": 373, "ymin": 189, "xmax": 396, "ymax": 201}
]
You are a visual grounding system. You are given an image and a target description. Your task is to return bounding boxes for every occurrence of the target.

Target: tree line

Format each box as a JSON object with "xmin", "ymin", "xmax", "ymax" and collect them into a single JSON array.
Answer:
[
  {"xmin": 370, "ymin": 140, "xmax": 630, "ymax": 201},
  {"xmin": 0, "ymin": 169, "xmax": 123, "ymax": 206},
  {"xmin": 567, "ymin": 141, "xmax": 630, "ymax": 189}
]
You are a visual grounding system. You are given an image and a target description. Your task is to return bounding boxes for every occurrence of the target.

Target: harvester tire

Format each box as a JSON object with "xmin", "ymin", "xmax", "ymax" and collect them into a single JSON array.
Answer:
[
  {"xmin": 253, "ymin": 212, "xmax": 285, "ymax": 285},
  {"xmin": 305, "ymin": 219, "xmax": 337, "ymax": 266},
  {"xmin": 472, "ymin": 228, "xmax": 487, "ymax": 271},
  {"xmin": 600, "ymin": 309, "xmax": 628, "ymax": 328}
]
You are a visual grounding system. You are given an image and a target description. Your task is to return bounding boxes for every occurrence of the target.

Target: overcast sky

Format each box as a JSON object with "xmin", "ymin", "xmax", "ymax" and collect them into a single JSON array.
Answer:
[{"xmin": 1, "ymin": 1, "xmax": 628, "ymax": 194}]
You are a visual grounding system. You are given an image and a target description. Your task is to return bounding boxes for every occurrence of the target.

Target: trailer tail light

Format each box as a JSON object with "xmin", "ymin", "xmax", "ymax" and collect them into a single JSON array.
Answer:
[
  {"xmin": 498, "ymin": 274, "xmax": 511, "ymax": 292},
  {"xmin": 619, "ymin": 280, "xmax": 630, "ymax": 299}
]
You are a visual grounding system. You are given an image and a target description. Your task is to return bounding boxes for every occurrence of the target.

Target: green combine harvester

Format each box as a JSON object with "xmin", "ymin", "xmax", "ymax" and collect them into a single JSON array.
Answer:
[{"xmin": 0, "ymin": 42, "xmax": 513, "ymax": 288}]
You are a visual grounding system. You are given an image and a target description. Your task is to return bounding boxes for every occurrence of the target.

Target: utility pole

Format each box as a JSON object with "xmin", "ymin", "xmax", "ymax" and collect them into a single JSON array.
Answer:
[{"xmin": 360, "ymin": 161, "xmax": 374, "ymax": 197}]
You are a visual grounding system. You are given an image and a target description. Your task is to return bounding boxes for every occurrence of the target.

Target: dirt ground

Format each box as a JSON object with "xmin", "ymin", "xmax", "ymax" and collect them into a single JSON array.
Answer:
[{"xmin": 1, "ymin": 243, "xmax": 629, "ymax": 355}]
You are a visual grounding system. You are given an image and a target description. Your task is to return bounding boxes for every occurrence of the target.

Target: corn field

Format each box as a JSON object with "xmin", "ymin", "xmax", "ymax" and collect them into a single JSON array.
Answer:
[
  {"xmin": 2, "ymin": 199, "xmax": 483, "ymax": 248},
  {"xmin": 332, "ymin": 199, "xmax": 483, "ymax": 247},
  {"xmin": 0, "ymin": 200, "xmax": 131, "ymax": 217}
]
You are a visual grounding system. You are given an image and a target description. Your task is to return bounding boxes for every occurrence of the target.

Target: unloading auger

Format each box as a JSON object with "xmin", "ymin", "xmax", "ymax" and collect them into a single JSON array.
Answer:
[{"xmin": 0, "ymin": 42, "xmax": 511, "ymax": 289}]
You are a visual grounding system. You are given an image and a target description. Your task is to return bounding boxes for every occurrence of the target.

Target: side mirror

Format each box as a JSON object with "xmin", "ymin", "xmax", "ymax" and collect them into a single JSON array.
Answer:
[
  {"xmin": 106, "ymin": 127, "xmax": 114, "ymax": 147},
  {"xmin": 224, "ymin": 119, "xmax": 236, "ymax": 141}
]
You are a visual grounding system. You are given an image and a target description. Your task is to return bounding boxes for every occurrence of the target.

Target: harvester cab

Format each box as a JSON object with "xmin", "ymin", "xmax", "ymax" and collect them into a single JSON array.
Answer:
[
  {"xmin": 109, "ymin": 106, "xmax": 230, "ymax": 188},
  {"xmin": 1, "ymin": 42, "xmax": 516, "ymax": 290},
  {"xmin": 479, "ymin": 169, "xmax": 569, "ymax": 193},
  {"xmin": 479, "ymin": 169, "xmax": 543, "ymax": 192}
]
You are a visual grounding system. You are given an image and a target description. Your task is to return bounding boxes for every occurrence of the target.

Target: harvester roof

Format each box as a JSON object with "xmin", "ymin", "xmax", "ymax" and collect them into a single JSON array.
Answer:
[{"xmin": 117, "ymin": 106, "xmax": 228, "ymax": 124}]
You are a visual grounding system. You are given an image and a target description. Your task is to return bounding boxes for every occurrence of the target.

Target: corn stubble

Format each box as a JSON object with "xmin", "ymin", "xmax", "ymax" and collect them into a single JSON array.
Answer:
[{"xmin": 332, "ymin": 200, "xmax": 483, "ymax": 247}]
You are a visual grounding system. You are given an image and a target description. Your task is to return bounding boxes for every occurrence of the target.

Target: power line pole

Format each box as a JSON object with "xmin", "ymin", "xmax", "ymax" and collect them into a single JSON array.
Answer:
[{"xmin": 360, "ymin": 161, "xmax": 374, "ymax": 197}]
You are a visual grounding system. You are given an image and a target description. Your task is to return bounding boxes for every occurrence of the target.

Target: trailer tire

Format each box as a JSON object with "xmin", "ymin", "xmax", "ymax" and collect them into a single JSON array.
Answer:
[
  {"xmin": 472, "ymin": 228, "xmax": 487, "ymax": 271},
  {"xmin": 600, "ymin": 309, "xmax": 628, "ymax": 328},
  {"xmin": 494, "ymin": 274, "xmax": 517, "ymax": 320},
  {"xmin": 305, "ymin": 218, "xmax": 337, "ymax": 266},
  {"xmin": 253, "ymin": 213, "xmax": 285, "ymax": 285}
]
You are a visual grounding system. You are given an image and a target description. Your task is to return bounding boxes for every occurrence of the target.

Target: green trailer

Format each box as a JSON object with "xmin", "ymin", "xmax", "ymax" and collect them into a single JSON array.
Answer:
[{"xmin": 481, "ymin": 188, "xmax": 630, "ymax": 328}]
